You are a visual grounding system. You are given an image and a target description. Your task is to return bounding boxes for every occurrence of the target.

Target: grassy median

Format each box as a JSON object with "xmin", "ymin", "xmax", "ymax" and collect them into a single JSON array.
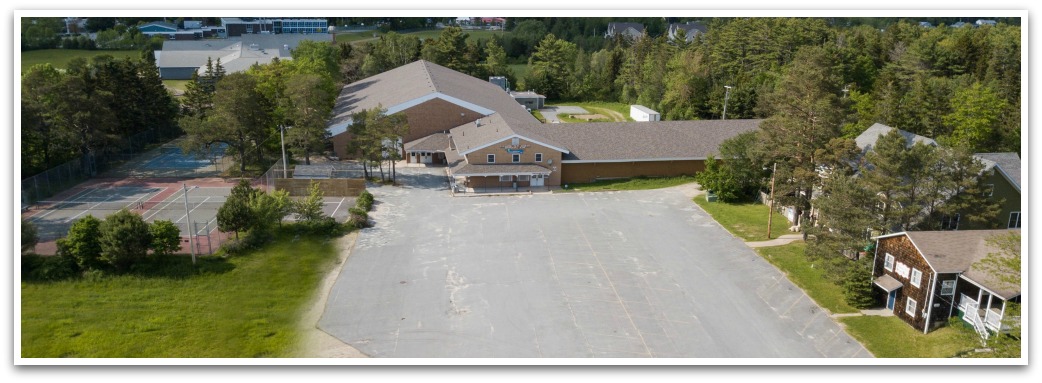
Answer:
[
  {"xmin": 693, "ymin": 198, "xmax": 792, "ymax": 242},
  {"xmin": 557, "ymin": 175, "xmax": 696, "ymax": 192},
  {"xmin": 20, "ymin": 231, "xmax": 341, "ymax": 358}
]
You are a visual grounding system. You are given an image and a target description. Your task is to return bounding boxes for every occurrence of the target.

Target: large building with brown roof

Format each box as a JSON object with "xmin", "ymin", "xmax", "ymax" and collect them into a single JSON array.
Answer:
[{"xmin": 326, "ymin": 60, "xmax": 763, "ymax": 188}]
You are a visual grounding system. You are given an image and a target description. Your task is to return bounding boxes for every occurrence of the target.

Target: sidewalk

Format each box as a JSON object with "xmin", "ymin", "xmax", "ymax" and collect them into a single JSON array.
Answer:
[{"xmin": 744, "ymin": 234, "xmax": 805, "ymax": 248}]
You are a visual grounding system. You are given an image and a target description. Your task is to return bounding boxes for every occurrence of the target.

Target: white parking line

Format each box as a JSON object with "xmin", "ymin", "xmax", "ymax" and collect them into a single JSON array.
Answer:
[{"xmin": 330, "ymin": 197, "xmax": 346, "ymax": 217}]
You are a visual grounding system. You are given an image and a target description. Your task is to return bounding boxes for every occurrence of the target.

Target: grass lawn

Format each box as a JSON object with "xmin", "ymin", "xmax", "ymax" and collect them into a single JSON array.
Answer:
[
  {"xmin": 20, "ymin": 231, "xmax": 341, "ymax": 358},
  {"xmin": 335, "ymin": 30, "xmax": 384, "ymax": 43},
  {"xmin": 21, "ymin": 49, "xmax": 140, "ymax": 74},
  {"xmin": 693, "ymin": 198, "xmax": 792, "ymax": 242},
  {"xmin": 754, "ymin": 243, "xmax": 858, "ymax": 314},
  {"xmin": 559, "ymin": 113, "xmax": 613, "ymax": 123},
  {"xmin": 546, "ymin": 101, "xmax": 633, "ymax": 122},
  {"xmin": 557, "ymin": 175, "xmax": 696, "ymax": 192},
  {"xmin": 840, "ymin": 315, "xmax": 982, "ymax": 358},
  {"xmin": 507, "ymin": 63, "xmax": 529, "ymax": 79},
  {"xmin": 163, "ymin": 79, "xmax": 191, "ymax": 94}
]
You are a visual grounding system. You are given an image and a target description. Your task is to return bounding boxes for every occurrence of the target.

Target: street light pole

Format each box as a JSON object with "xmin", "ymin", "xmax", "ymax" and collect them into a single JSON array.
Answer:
[
  {"xmin": 767, "ymin": 162, "xmax": 777, "ymax": 240},
  {"xmin": 183, "ymin": 183, "xmax": 196, "ymax": 264},
  {"xmin": 280, "ymin": 125, "xmax": 288, "ymax": 178},
  {"xmin": 722, "ymin": 85, "xmax": 733, "ymax": 120}
]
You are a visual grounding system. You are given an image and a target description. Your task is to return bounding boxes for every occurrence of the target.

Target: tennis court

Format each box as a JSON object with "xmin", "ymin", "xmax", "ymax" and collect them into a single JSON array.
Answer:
[
  {"xmin": 143, "ymin": 143, "xmax": 227, "ymax": 171},
  {"xmin": 25, "ymin": 181, "xmax": 354, "ymax": 255}
]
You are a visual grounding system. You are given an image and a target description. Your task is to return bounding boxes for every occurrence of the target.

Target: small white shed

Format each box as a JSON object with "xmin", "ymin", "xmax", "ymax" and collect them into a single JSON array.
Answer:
[{"xmin": 630, "ymin": 105, "xmax": 661, "ymax": 121}]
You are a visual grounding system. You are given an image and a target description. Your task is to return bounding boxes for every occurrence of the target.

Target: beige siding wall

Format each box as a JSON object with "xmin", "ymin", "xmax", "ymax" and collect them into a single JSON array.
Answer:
[
  {"xmin": 467, "ymin": 176, "xmax": 531, "ymax": 189},
  {"xmin": 560, "ymin": 160, "xmax": 704, "ymax": 184},
  {"xmin": 463, "ymin": 138, "xmax": 563, "ymax": 186}
]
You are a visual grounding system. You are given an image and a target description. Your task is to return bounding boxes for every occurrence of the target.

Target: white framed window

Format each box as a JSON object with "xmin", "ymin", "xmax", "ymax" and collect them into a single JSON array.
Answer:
[
  {"xmin": 535, "ymin": 153, "xmax": 543, "ymax": 162},
  {"xmin": 910, "ymin": 268, "xmax": 922, "ymax": 288},
  {"xmin": 1009, "ymin": 212, "xmax": 1021, "ymax": 229},
  {"xmin": 512, "ymin": 154, "xmax": 520, "ymax": 163},
  {"xmin": 884, "ymin": 253, "xmax": 895, "ymax": 271},
  {"xmin": 984, "ymin": 184, "xmax": 995, "ymax": 197},
  {"xmin": 487, "ymin": 154, "xmax": 495, "ymax": 163},
  {"xmin": 499, "ymin": 175, "xmax": 512, "ymax": 182},
  {"xmin": 511, "ymin": 137, "xmax": 520, "ymax": 146},
  {"xmin": 905, "ymin": 298, "xmax": 917, "ymax": 317},
  {"xmin": 517, "ymin": 175, "xmax": 530, "ymax": 181},
  {"xmin": 941, "ymin": 280, "xmax": 956, "ymax": 296}
]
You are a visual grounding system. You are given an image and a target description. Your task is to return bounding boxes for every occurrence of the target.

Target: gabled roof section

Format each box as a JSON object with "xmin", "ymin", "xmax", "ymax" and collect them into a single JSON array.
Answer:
[
  {"xmin": 855, "ymin": 123, "xmax": 938, "ymax": 154},
  {"xmin": 975, "ymin": 152, "xmax": 1021, "ymax": 191},
  {"xmin": 450, "ymin": 113, "xmax": 568, "ymax": 156},
  {"xmin": 528, "ymin": 119, "xmax": 762, "ymax": 162},
  {"xmin": 900, "ymin": 230, "xmax": 1021, "ymax": 299},
  {"xmin": 327, "ymin": 60, "xmax": 537, "ymax": 136}
]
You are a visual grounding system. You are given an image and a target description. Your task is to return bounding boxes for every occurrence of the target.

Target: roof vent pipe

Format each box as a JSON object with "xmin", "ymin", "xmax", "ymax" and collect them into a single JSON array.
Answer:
[{"xmin": 475, "ymin": 119, "xmax": 481, "ymax": 127}]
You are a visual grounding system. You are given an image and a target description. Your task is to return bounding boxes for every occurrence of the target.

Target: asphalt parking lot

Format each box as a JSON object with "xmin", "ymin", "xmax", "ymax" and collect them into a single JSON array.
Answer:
[{"xmin": 319, "ymin": 167, "xmax": 870, "ymax": 358}]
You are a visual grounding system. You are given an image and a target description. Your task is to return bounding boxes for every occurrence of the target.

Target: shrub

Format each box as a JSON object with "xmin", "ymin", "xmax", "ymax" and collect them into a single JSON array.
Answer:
[
  {"xmin": 21, "ymin": 219, "xmax": 39, "ymax": 254},
  {"xmin": 149, "ymin": 220, "xmax": 182, "ymax": 256},
  {"xmin": 348, "ymin": 207, "xmax": 369, "ymax": 228},
  {"xmin": 217, "ymin": 192, "xmax": 253, "ymax": 240},
  {"xmin": 56, "ymin": 215, "xmax": 103, "ymax": 271},
  {"xmin": 99, "ymin": 209, "xmax": 153, "ymax": 270},
  {"xmin": 22, "ymin": 253, "xmax": 78, "ymax": 281},
  {"xmin": 356, "ymin": 190, "xmax": 374, "ymax": 211},
  {"xmin": 293, "ymin": 181, "xmax": 326, "ymax": 222}
]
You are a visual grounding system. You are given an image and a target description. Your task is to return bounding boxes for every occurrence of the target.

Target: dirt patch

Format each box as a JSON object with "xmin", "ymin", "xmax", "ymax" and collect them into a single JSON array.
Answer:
[
  {"xmin": 585, "ymin": 107, "xmax": 626, "ymax": 122},
  {"xmin": 569, "ymin": 114, "xmax": 608, "ymax": 121},
  {"xmin": 292, "ymin": 231, "xmax": 368, "ymax": 358}
]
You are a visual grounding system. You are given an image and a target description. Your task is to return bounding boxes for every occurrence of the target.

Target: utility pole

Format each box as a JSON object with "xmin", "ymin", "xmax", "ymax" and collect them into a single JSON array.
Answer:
[
  {"xmin": 722, "ymin": 85, "xmax": 733, "ymax": 120},
  {"xmin": 767, "ymin": 162, "xmax": 777, "ymax": 240},
  {"xmin": 183, "ymin": 183, "xmax": 196, "ymax": 264},
  {"xmin": 280, "ymin": 125, "xmax": 288, "ymax": 178}
]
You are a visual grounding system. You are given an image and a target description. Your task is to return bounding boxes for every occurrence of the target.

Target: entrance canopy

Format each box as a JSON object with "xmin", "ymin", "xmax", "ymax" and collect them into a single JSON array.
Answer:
[
  {"xmin": 874, "ymin": 274, "xmax": 904, "ymax": 293},
  {"xmin": 451, "ymin": 163, "xmax": 550, "ymax": 177}
]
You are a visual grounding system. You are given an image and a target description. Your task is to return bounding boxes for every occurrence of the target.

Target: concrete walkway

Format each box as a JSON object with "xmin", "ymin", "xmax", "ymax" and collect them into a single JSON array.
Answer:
[{"xmin": 744, "ymin": 234, "xmax": 805, "ymax": 248}]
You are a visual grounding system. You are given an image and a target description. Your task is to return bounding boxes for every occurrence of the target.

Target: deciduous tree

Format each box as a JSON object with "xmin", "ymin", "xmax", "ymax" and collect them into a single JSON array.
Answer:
[{"xmin": 98, "ymin": 209, "xmax": 152, "ymax": 270}]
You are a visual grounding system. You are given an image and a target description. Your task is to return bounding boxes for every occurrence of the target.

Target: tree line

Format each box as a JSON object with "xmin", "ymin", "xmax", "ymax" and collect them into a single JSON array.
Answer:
[{"xmin": 21, "ymin": 49, "xmax": 179, "ymax": 177}]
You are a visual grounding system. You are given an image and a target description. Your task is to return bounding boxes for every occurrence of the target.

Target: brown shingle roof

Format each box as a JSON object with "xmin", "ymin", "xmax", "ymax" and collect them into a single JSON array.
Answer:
[
  {"xmin": 404, "ymin": 133, "xmax": 451, "ymax": 152},
  {"xmin": 328, "ymin": 60, "xmax": 536, "ymax": 134},
  {"xmin": 904, "ymin": 230, "xmax": 1021, "ymax": 299},
  {"xmin": 525, "ymin": 119, "xmax": 763, "ymax": 162}
]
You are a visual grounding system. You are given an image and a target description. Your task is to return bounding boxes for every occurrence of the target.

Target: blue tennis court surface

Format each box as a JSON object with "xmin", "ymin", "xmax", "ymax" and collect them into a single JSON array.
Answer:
[{"xmin": 143, "ymin": 144, "xmax": 228, "ymax": 170}]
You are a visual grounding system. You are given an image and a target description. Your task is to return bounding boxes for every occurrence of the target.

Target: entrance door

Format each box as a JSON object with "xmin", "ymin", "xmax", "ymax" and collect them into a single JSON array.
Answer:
[
  {"xmin": 531, "ymin": 174, "xmax": 544, "ymax": 187},
  {"xmin": 410, "ymin": 152, "xmax": 418, "ymax": 163},
  {"xmin": 887, "ymin": 290, "xmax": 897, "ymax": 310},
  {"xmin": 421, "ymin": 152, "xmax": 432, "ymax": 164}
]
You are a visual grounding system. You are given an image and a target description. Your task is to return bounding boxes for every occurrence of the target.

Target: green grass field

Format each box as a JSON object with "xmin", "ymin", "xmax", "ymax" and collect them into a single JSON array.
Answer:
[
  {"xmin": 693, "ymin": 198, "xmax": 792, "ymax": 242},
  {"xmin": 754, "ymin": 243, "xmax": 858, "ymax": 314},
  {"xmin": 507, "ymin": 63, "xmax": 529, "ymax": 79},
  {"xmin": 558, "ymin": 175, "xmax": 697, "ymax": 192},
  {"xmin": 20, "ymin": 231, "xmax": 341, "ymax": 358},
  {"xmin": 21, "ymin": 49, "xmax": 141, "ymax": 74},
  {"xmin": 162, "ymin": 79, "xmax": 191, "ymax": 94},
  {"xmin": 840, "ymin": 315, "xmax": 981, "ymax": 357}
]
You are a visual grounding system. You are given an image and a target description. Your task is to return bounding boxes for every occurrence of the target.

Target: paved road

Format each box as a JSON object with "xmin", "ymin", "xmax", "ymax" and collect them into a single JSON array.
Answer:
[
  {"xmin": 538, "ymin": 106, "xmax": 589, "ymax": 123},
  {"xmin": 319, "ymin": 167, "xmax": 871, "ymax": 358}
]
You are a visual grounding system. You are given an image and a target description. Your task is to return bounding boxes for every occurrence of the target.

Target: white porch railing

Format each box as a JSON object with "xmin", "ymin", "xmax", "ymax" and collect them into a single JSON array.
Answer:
[{"xmin": 959, "ymin": 294, "xmax": 990, "ymax": 342}]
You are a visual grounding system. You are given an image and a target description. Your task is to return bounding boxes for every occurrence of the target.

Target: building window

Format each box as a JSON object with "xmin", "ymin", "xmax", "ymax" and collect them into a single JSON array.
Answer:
[
  {"xmin": 884, "ymin": 253, "xmax": 895, "ymax": 271},
  {"xmin": 984, "ymin": 184, "xmax": 995, "ymax": 197},
  {"xmin": 535, "ymin": 153, "xmax": 543, "ymax": 162},
  {"xmin": 487, "ymin": 154, "xmax": 495, "ymax": 163},
  {"xmin": 518, "ymin": 175, "xmax": 530, "ymax": 181},
  {"xmin": 910, "ymin": 268, "xmax": 922, "ymax": 288},
  {"xmin": 1009, "ymin": 212, "xmax": 1021, "ymax": 228},
  {"xmin": 499, "ymin": 175, "xmax": 513, "ymax": 182},
  {"xmin": 941, "ymin": 280, "xmax": 956, "ymax": 296},
  {"xmin": 941, "ymin": 213, "xmax": 960, "ymax": 230},
  {"xmin": 906, "ymin": 298, "xmax": 917, "ymax": 318},
  {"xmin": 511, "ymin": 137, "xmax": 520, "ymax": 146},
  {"xmin": 512, "ymin": 154, "xmax": 520, "ymax": 163}
]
